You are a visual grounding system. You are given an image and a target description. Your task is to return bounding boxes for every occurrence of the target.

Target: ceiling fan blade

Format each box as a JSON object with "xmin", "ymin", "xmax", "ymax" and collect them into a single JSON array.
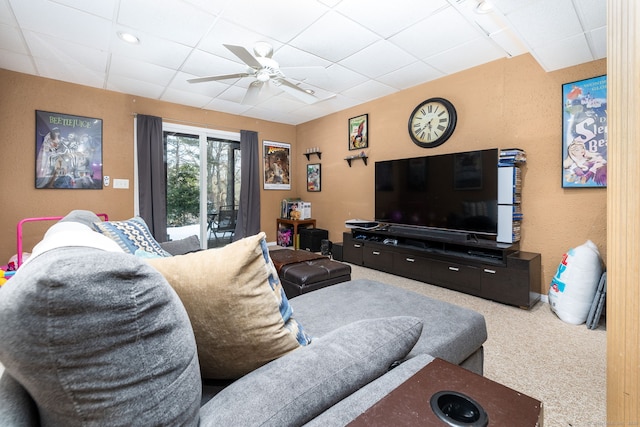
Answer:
[
  {"xmin": 223, "ymin": 44, "xmax": 263, "ymax": 69},
  {"xmin": 188, "ymin": 72, "xmax": 251, "ymax": 83},
  {"xmin": 274, "ymin": 78, "xmax": 318, "ymax": 104},
  {"xmin": 242, "ymin": 81, "xmax": 263, "ymax": 104}
]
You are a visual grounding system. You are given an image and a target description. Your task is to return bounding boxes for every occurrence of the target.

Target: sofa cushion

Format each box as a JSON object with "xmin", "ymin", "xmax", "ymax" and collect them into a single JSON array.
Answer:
[
  {"xmin": 146, "ymin": 232, "xmax": 311, "ymax": 380},
  {"xmin": 199, "ymin": 316, "xmax": 423, "ymax": 427},
  {"xmin": 0, "ymin": 247, "xmax": 201, "ymax": 426},
  {"xmin": 93, "ymin": 216, "xmax": 171, "ymax": 257},
  {"xmin": 291, "ymin": 279, "xmax": 487, "ymax": 367}
]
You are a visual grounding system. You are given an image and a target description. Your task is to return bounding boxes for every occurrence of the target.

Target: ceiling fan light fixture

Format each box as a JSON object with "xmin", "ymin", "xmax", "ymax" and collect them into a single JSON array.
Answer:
[{"xmin": 256, "ymin": 70, "xmax": 271, "ymax": 82}]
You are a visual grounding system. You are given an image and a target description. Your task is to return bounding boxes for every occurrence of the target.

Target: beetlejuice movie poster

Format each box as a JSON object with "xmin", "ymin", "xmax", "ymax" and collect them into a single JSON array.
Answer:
[
  {"xmin": 35, "ymin": 110, "xmax": 103, "ymax": 189},
  {"xmin": 562, "ymin": 75, "xmax": 607, "ymax": 188}
]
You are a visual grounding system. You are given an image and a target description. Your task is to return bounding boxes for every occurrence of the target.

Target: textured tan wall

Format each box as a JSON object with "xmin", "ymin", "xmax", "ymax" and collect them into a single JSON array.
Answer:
[
  {"xmin": 0, "ymin": 55, "xmax": 605, "ymax": 294},
  {"xmin": 0, "ymin": 69, "xmax": 297, "ymax": 261},
  {"xmin": 297, "ymin": 54, "xmax": 607, "ymax": 294}
]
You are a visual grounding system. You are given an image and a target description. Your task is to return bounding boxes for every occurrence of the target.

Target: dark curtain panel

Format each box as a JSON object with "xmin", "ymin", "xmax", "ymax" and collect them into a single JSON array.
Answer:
[
  {"xmin": 136, "ymin": 114, "xmax": 168, "ymax": 242},
  {"xmin": 234, "ymin": 130, "xmax": 260, "ymax": 240}
]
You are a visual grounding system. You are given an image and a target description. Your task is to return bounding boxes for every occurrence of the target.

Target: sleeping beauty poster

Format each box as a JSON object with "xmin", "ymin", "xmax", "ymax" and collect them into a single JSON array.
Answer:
[{"xmin": 561, "ymin": 75, "xmax": 607, "ymax": 188}]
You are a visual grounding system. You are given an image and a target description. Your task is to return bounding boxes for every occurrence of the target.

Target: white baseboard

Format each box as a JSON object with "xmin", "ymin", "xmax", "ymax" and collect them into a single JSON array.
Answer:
[{"xmin": 539, "ymin": 294, "xmax": 549, "ymax": 304}]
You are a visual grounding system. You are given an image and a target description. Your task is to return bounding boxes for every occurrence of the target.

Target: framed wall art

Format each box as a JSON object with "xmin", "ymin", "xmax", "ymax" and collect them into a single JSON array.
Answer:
[
  {"xmin": 349, "ymin": 114, "xmax": 368, "ymax": 150},
  {"xmin": 307, "ymin": 163, "xmax": 321, "ymax": 192},
  {"xmin": 35, "ymin": 110, "xmax": 103, "ymax": 189},
  {"xmin": 263, "ymin": 140, "xmax": 291, "ymax": 190},
  {"xmin": 561, "ymin": 75, "xmax": 607, "ymax": 188}
]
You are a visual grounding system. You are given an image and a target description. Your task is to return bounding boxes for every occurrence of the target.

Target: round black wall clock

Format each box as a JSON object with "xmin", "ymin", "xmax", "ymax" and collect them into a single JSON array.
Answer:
[{"xmin": 408, "ymin": 97, "xmax": 457, "ymax": 148}]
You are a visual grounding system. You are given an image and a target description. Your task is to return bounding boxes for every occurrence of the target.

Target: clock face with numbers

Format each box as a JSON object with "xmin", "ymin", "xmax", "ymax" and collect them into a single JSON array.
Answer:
[{"xmin": 408, "ymin": 97, "xmax": 457, "ymax": 148}]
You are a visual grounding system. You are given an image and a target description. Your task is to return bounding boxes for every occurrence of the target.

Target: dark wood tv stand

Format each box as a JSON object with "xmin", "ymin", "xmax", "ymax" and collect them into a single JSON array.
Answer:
[{"xmin": 342, "ymin": 226, "xmax": 541, "ymax": 309}]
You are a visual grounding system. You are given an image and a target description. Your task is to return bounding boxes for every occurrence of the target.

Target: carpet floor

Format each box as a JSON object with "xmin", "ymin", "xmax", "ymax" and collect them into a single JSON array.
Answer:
[{"xmin": 347, "ymin": 263, "xmax": 606, "ymax": 427}]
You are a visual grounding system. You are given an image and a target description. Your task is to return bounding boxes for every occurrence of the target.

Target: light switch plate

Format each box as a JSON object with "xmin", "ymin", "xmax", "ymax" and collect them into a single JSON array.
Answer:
[{"xmin": 113, "ymin": 179, "xmax": 129, "ymax": 189}]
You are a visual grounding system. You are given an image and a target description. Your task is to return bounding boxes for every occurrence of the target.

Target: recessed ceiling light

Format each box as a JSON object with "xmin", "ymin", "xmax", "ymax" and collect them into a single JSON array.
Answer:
[
  {"xmin": 117, "ymin": 31, "xmax": 140, "ymax": 44},
  {"xmin": 475, "ymin": 0, "xmax": 494, "ymax": 14}
]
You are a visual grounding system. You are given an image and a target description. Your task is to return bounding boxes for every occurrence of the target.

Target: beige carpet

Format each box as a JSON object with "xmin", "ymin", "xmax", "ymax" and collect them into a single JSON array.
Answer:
[{"xmin": 348, "ymin": 263, "xmax": 606, "ymax": 427}]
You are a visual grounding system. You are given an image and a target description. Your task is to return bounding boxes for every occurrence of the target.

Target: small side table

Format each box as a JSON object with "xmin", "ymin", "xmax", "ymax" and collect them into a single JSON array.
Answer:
[
  {"xmin": 348, "ymin": 358, "xmax": 543, "ymax": 426},
  {"xmin": 276, "ymin": 218, "xmax": 316, "ymax": 249}
]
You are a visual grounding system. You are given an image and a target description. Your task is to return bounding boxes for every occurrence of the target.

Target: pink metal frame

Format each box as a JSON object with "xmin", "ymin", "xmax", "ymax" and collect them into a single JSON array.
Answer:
[{"xmin": 16, "ymin": 214, "xmax": 109, "ymax": 268}]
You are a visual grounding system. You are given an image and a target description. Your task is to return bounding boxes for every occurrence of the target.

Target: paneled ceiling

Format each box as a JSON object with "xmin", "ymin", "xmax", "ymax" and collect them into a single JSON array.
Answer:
[{"xmin": 0, "ymin": 0, "xmax": 606, "ymax": 125}]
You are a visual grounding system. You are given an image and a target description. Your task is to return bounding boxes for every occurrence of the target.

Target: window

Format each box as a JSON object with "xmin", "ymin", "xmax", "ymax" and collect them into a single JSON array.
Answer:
[{"xmin": 163, "ymin": 123, "xmax": 240, "ymax": 248}]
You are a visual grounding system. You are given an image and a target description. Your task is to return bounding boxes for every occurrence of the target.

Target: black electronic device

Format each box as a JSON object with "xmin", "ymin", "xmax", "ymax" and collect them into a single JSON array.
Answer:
[
  {"xmin": 374, "ymin": 148, "xmax": 499, "ymax": 236},
  {"xmin": 300, "ymin": 228, "xmax": 329, "ymax": 252}
]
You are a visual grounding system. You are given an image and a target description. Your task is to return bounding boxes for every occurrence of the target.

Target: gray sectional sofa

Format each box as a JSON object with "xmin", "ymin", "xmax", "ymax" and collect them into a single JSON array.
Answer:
[{"xmin": 0, "ymin": 210, "xmax": 487, "ymax": 426}]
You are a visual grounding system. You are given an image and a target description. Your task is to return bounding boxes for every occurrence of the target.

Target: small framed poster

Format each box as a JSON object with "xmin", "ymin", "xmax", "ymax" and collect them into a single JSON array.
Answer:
[
  {"xmin": 307, "ymin": 163, "xmax": 321, "ymax": 192},
  {"xmin": 263, "ymin": 140, "xmax": 291, "ymax": 190},
  {"xmin": 35, "ymin": 110, "xmax": 103, "ymax": 189},
  {"xmin": 561, "ymin": 75, "xmax": 607, "ymax": 188},
  {"xmin": 349, "ymin": 114, "xmax": 368, "ymax": 150}
]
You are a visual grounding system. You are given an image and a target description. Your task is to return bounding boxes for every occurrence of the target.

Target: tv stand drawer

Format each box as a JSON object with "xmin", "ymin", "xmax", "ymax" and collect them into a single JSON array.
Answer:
[
  {"xmin": 430, "ymin": 260, "xmax": 481, "ymax": 295},
  {"xmin": 363, "ymin": 245, "xmax": 393, "ymax": 272}
]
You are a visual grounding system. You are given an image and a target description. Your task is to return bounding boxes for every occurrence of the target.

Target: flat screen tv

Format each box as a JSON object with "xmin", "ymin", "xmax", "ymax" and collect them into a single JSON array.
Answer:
[{"xmin": 374, "ymin": 148, "xmax": 499, "ymax": 236}]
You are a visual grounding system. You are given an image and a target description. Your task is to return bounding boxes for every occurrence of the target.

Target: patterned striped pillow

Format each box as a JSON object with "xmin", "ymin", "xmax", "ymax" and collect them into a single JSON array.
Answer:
[{"xmin": 93, "ymin": 216, "xmax": 170, "ymax": 257}]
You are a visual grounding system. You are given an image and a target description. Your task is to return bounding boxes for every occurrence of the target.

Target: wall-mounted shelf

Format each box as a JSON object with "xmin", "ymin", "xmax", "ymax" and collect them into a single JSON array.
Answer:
[
  {"xmin": 304, "ymin": 152, "xmax": 322, "ymax": 160},
  {"xmin": 345, "ymin": 155, "xmax": 368, "ymax": 166}
]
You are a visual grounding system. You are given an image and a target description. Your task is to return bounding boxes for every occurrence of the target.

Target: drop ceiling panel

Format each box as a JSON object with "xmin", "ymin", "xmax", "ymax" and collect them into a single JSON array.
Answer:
[
  {"xmin": 532, "ymin": 34, "xmax": 594, "ymax": 72},
  {"xmin": 390, "ymin": 7, "xmax": 479, "ymax": 59},
  {"xmin": 218, "ymin": 0, "xmax": 329, "ymax": 44},
  {"xmin": 50, "ymin": 0, "xmax": 117, "ymax": 20},
  {"xmin": 334, "ymin": 0, "xmax": 449, "ymax": 38},
  {"xmin": 376, "ymin": 61, "xmax": 444, "ymax": 90},
  {"xmin": 289, "ymin": 11, "xmax": 379, "ymax": 62},
  {"xmin": 0, "ymin": 23, "xmax": 28, "ymax": 55},
  {"xmin": 117, "ymin": 0, "xmax": 215, "ymax": 47},
  {"xmin": 342, "ymin": 79, "xmax": 397, "ymax": 102},
  {"xmin": 110, "ymin": 30, "xmax": 192, "ymax": 71},
  {"xmin": 25, "ymin": 32, "xmax": 108, "ymax": 74},
  {"xmin": 0, "ymin": 50, "xmax": 36, "ymax": 74},
  {"xmin": 426, "ymin": 38, "xmax": 504, "ymax": 75},
  {"xmin": 109, "ymin": 55, "xmax": 176, "ymax": 87},
  {"xmin": 10, "ymin": 0, "xmax": 112, "ymax": 51},
  {"xmin": 339, "ymin": 40, "xmax": 417, "ymax": 79},
  {"xmin": 505, "ymin": 0, "xmax": 583, "ymax": 49},
  {"xmin": 107, "ymin": 74, "xmax": 166, "ymax": 99},
  {"xmin": 0, "ymin": 0, "xmax": 16, "ymax": 26}
]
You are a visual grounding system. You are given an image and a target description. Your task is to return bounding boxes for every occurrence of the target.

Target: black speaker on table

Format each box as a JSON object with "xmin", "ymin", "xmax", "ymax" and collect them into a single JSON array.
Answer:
[{"xmin": 299, "ymin": 228, "xmax": 328, "ymax": 252}]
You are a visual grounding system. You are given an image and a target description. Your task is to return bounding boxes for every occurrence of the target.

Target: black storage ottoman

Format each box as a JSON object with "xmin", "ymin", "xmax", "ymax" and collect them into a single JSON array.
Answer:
[
  {"xmin": 299, "ymin": 228, "xmax": 328, "ymax": 252},
  {"xmin": 279, "ymin": 257, "xmax": 351, "ymax": 298}
]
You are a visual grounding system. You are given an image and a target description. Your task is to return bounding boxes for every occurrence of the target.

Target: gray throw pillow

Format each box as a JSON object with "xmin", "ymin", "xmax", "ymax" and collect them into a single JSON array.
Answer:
[
  {"xmin": 199, "ymin": 316, "xmax": 423, "ymax": 427},
  {"xmin": 0, "ymin": 247, "xmax": 201, "ymax": 426},
  {"xmin": 160, "ymin": 234, "xmax": 202, "ymax": 255}
]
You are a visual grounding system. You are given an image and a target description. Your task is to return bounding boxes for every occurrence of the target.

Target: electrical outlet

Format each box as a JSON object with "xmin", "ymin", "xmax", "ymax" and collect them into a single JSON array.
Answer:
[{"xmin": 103, "ymin": 176, "xmax": 110, "ymax": 187}]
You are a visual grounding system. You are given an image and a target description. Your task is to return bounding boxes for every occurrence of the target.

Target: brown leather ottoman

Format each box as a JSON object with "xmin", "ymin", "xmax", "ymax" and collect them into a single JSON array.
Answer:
[{"xmin": 269, "ymin": 249, "xmax": 351, "ymax": 298}]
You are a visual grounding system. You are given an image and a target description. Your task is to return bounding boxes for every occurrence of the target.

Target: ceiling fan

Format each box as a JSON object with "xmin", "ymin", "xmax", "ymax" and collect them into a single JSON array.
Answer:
[{"xmin": 188, "ymin": 42, "xmax": 319, "ymax": 105}]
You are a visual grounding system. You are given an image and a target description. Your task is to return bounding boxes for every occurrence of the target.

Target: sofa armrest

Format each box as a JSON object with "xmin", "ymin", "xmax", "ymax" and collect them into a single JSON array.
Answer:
[{"xmin": 0, "ymin": 371, "xmax": 39, "ymax": 426}]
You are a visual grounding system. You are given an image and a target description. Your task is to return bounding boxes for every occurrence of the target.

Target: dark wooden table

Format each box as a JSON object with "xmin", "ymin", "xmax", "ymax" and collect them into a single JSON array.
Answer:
[{"xmin": 348, "ymin": 358, "xmax": 543, "ymax": 426}]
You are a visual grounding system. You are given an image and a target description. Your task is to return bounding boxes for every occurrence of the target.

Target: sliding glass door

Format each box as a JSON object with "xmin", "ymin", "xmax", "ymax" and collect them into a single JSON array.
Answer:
[{"xmin": 163, "ymin": 123, "xmax": 240, "ymax": 248}]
